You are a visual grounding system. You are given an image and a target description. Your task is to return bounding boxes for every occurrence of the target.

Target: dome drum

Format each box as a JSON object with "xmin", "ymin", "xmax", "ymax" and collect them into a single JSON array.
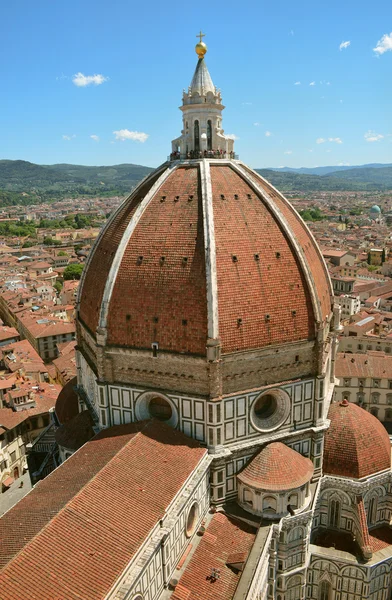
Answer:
[{"xmin": 237, "ymin": 480, "xmax": 311, "ymax": 520}]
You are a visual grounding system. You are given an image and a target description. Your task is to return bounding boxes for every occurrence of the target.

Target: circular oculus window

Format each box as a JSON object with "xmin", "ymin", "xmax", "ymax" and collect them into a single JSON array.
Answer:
[
  {"xmin": 250, "ymin": 389, "xmax": 290, "ymax": 432},
  {"xmin": 185, "ymin": 502, "xmax": 200, "ymax": 538},
  {"xmin": 135, "ymin": 392, "xmax": 178, "ymax": 428}
]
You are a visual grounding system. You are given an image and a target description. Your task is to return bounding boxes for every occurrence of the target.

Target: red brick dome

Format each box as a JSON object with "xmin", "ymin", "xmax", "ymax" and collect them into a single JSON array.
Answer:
[
  {"xmin": 324, "ymin": 400, "xmax": 391, "ymax": 479},
  {"xmin": 78, "ymin": 160, "xmax": 332, "ymax": 355},
  {"xmin": 237, "ymin": 442, "xmax": 314, "ymax": 491}
]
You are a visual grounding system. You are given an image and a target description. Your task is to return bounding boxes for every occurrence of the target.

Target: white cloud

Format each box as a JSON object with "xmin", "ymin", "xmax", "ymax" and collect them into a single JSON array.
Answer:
[
  {"xmin": 328, "ymin": 137, "xmax": 343, "ymax": 144},
  {"xmin": 90, "ymin": 134, "xmax": 100, "ymax": 142},
  {"xmin": 326, "ymin": 81, "xmax": 331, "ymax": 85},
  {"xmin": 309, "ymin": 81, "xmax": 316, "ymax": 86},
  {"xmin": 364, "ymin": 130, "xmax": 384, "ymax": 142},
  {"xmin": 284, "ymin": 150, "xmax": 293, "ymax": 155},
  {"xmin": 317, "ymin": 137, "xmax": 343, "ymax": 145},
  {"xmin": 290, "ymin": 29, "xmax": 294, "ymax": 36},
  {"xmin": 338, "ymin": 162, "xmax": 350, "ymax": 166},
  {"xmin": 242, "ymin": 102, "xmax": 252, "ymax": 105},
  {"xmin": 265, "ymin": 130, "xmax": 272, "ymax": 137},
  {"xmin": 373, "ymin": 33, "xmax": 392, "ymax": 55},
  {"xmin": 339, "ymin": 40, "xmax": 351, "ymax": 51},
  {"xmin": 316, "ymin": 138, "xmax": 326, "ymax": 144},
  {"xmin": 113, "ymin": 129, "xmax": 149, "ymax": 143},
  {"xmin": 226, "ymin": 133, "xmax": 239, "ymax": 140},
  {"xmin": 73, "ymin": 72, "xmax": 108, "ymax": 87},
  {"xmin": 62, "ymin": 134, "xmax": 76, "ymax": 141},
  {"xmin": 253, "ymin": 122, "xmax": 261, "ymax": 127},
  {"xmin": 294, "ymin": 81, "xmax": 301, "ymax": 85}
]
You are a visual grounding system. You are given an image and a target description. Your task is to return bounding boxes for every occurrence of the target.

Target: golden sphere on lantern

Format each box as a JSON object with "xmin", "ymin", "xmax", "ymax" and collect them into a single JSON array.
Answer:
[{"xmin": 195, "ymin": 41, "xmax": 207, "ymax": 58}]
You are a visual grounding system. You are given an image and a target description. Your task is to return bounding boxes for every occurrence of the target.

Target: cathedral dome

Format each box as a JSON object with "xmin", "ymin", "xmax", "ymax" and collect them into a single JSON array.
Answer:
[
  {"xmin": 78, "ymin": 161, "xmax": 332, "ymax": 356},
  {"xmin": 237, "ymin": 442, "xmax": 314, "ymax": 492},
  {"xmin": 323, "ymin": 400, "xmax": 391, "ymax": 479}
]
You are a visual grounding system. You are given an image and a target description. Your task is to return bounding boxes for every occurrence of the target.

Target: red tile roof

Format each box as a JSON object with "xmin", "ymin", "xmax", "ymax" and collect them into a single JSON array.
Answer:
[
  {"xmin": 0, "ymin": 382, "xmax": 60, "ymax": 430},
  {"xmin": 78, "ymin": 169, "xmax": 165, "ymax": 335},
  {"xmin": 0, "ymin": 420, "xmax": 207, "ymax": 600},
  {"xmin": 237, "ymin": 442, "xmax": 314, "ymax": 491},
  {"xmin": 106, "ymin": 166, "xmax": 208, "ymax": 354},
  {"xmin": 243, "ymin": 166, "xmax": 332, "ymax": 323},
  {"xmin": 172, "ymin": 512, "xmax": 256, "ymax": 600},
  {"xmin": 79, "ymin": 162, "xmax": 332, "ymax": 355},
  {"xmin": 0, "ymin": 326, "xmax": 19, "ymax": 342},
  {"xmin": 368, "ymin": 526, "xmax": 392, "ymax": 552},
  {"xmin": 211, "ymin": 166, "xmax": 315, "ymax": 352},
  {"xmin": 336, "ymin": 351, "xmax": 392, "ymax": 379},
  {"xmin": 323, "ymin": 400, "xmax": 391, "ymax": 479}
]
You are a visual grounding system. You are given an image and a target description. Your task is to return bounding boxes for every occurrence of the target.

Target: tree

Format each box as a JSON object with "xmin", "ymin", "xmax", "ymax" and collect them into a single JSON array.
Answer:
[
  {"xmin": 54, "ymin": 281, "xmax": 63, "ymax": 293},
  {"xmin": 382, "ymin": 248, "xmax": 386, "ymax": 263},
  {"xmin": 75, "ymin": 214, "xmax": 89, "ymax": 229},
  {"xmin": 63, "ymin": 263, "xmax": 84, "ymax": 280},
  {"xmin": 22, "ymin": 240, "xmax": 35, "ymax": 248},
  {"xmin": 58, "ymin": 251, "xmax": 68, "ymax": 256},
  {"xmin": 43, "ymin": 236, "xmax": 62, "ymax": 246}
]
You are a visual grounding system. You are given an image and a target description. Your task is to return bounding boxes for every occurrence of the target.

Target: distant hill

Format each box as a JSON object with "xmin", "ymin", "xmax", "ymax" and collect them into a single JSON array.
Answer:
[
  {"xmin": 0, "ymin": 160, "xmax": 155, "ymax": 203},
  {"xmin": 0, "ymin": 160, "xmax": 391, "ymax": 207},
  {"xmin": 255, "ymin": 165, "xmax": 392, "ymax": 192},
  {"xmin": 265, "ymin": 163, "xmax": 392, "ymax": 176}
]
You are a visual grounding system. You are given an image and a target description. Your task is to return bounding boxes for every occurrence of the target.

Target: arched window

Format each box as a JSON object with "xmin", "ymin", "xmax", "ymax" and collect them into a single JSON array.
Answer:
[
  {"xmin": 263, "ymin": 495, "xmax": 277, "ymax": 514},
  {"xmin": 207, "ymin": 120, "xmax": 212, "ymax": 150},
  {"xmin": 385, "ymin": 409, "xmax": 392, "ymax": 420},
  {"xmin": 288, "ymin": 493, "xmax": 298, "ymax": 509},
  {"xmin": 329, "ymin": 499, "xmax": 340, "ymax": 528},
  {"xmin": 319, "ymin": 580, "xmax": 331, "ymax": 600},
  {"xmin": 243, "ymin": 488, "xmax": 253, "ymax": 506},
  {"xmin": 370, "ymin": 407, "xmax": 379, "ymax": 418},
  {"xmin": 371, "ymin": 392, "xmax": 380, "ymax": 404},
  {"xmin": 357, "ymin": 392, "xmax": 365, "ymax": 405},
  {"xmin": 194, "ymin": 120, "xmax": 200, "ymax": 152},
  {"xmin": 367, "ymin": 496, "xmax": 378, "ymax": 525}
]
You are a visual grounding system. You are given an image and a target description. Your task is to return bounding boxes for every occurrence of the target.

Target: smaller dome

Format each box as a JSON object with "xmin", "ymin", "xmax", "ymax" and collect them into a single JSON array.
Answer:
[
  {"xmin": 370, "ymin": 205, "xmax": 381, "ymax": 213},
  {"xmin": 324, "ymin": 400, "xmax": 391, "ymax": 479},
  {"xmin": 237, "ymin": 442, "xmax": 314, "ymax": 492},
  {"xmin": 55, "ymin": 410, "xmax": 95, "ymax": 452}
]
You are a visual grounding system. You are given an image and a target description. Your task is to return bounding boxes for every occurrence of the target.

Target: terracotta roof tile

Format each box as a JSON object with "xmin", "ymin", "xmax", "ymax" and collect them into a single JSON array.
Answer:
[
  {"xmin": 237, "ymin": 442, "xmax": 313, "ymax": 491},
  {"xmin": 172, "ymin": 513, "xmax": 256, "ymax": 600},
  {"xmin": 0, "ymin": 420, "xmax": 206, "ymax": 600},
  {"xmin": 323, "ymin": 400, "xmax": 391, "ymax": 479}
]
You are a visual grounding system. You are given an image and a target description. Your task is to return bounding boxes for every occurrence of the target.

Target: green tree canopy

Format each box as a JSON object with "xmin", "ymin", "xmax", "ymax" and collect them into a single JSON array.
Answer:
[{"xmin": 63, "ymin": 263, "xmax": 84, "ymax": 280}]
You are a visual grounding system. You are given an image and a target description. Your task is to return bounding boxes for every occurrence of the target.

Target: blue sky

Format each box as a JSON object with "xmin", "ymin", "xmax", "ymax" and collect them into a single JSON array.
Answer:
[{"xmin": 0, "ymin": 0, "xmax": 391, "ymax": 169}]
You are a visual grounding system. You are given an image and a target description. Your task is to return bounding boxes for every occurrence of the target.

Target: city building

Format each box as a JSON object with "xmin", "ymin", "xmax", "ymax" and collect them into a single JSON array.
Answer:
[
  {"xmin": 335, "ymin": 293, "xmax": 361, "ymax": 319},
  {"xmin": 0, "ymin": 37, "xmax": 391, "ymax": 600},
  {"xmin": 334, "ymin": 351, "xmax": 392, "ymax": 424}
]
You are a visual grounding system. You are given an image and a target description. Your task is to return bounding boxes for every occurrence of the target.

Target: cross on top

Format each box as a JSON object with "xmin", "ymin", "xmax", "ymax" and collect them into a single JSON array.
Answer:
[{"xmin": 196, "ymin": 31, "xmax": 205, "ymax": 43}]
